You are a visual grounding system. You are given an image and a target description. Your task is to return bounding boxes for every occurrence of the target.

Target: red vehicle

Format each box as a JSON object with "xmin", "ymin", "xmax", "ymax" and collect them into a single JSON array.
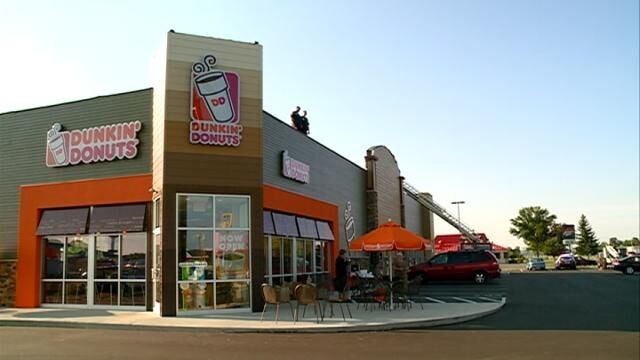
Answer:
[{"xmin": 408, "ymin": 250, "xmax": 501, "ymax": 284}]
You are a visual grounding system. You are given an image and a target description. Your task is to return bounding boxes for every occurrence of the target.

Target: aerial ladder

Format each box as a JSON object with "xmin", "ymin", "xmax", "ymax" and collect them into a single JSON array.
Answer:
[{"xmin": 403, "ymin": 182, "xmax": 482, "ymax": 244}]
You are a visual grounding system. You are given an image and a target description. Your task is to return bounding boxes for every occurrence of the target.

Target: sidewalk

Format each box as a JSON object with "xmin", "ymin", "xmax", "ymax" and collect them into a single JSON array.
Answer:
[{"xmin": 0, "ymin": 299, "xmax": 504, "ymax": 333}]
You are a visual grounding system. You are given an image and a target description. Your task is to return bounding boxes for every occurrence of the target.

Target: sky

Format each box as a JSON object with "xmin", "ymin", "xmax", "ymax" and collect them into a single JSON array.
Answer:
[{"xmin": 1, "ymin": 0, "xmax": 638, "ymax": 248}]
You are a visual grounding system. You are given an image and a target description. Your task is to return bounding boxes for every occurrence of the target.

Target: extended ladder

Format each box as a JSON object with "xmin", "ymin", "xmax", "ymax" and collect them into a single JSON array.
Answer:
[{"xmin": 403, "ymin": 182, "xmax": 482, "ymax": 243}]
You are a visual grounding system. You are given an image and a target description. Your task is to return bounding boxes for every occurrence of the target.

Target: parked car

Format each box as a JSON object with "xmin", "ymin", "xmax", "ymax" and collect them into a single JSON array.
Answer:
[
  {"xmin": 613, "ymin": 255, "xmax": 640, "ymax": 275},
  {"xmin": 527, "ymin": 257, "xmax": 546, "ymax": 271},
  {"xmin": 408, "ymin": 250, "xmax": 501, "ymax": 284},
  {"xmin": 574, "ymin": 255, "xmax": 597, "ymax": 266},
  {"xmin": 555, "ymin": 254, "xmax": 577, "ymax": 270}
]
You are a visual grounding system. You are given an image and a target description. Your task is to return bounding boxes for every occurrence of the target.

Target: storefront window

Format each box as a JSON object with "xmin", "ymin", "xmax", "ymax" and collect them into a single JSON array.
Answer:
[
  {"xmin": 283, "ymin": 238, "xmax": 292, "ymax": 274},
  {"xmin": 264, "ymin": 233, "xmax": 331, "ymax": 286},
  {"xmin": 41, "ymin": 232, "xmax": 146, "ymax": 307},
  {"xmin": 215, "ymin": 197, "xmax": 249, "ymax": 228},
  {"xmin": 215, "ymin": 231, "xmax": 249, "ymax": 280},
  {"xmin": 121, "ymin": 233, "xmax": 146, "ymax": 285},
  {"xmin": 95, "ymin": 235, "xmax": 119, "ymax": 279},
  {"xmin": 177, "ymin": 194, "xmax": 251, "ymax": 312},
  {"xmin": 64, "ymin": 282, "xmax": 87, "ymax": 304},
  {"xmin": 43, "ymin": 237, "xmax": 64, "ymax": 279},
  {"xmin": 178, "ymin": 195, "xmax": 213, "ymax": 228},
  {"xmin": 42, "ymin": 282, "xmax": 63, "ymax": 304},
  {"xmin": 178, "ymin": 230, "xmax": 214, "ymax": 280},
  {"xmin": 65, "ymin": 236, "xmax": 88, "ymax": 279},
  {"xmin": 271, "ymin": 237, "xmax": 282, "ymax": 275}
]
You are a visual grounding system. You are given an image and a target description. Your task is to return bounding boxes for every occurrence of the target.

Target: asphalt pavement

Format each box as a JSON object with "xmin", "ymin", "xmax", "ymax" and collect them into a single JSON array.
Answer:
[
  {"xmin": 435, "ymin": 271, "xmax": 640, "ymax": 331},
  {"xmin": 1, "ymin": 270, "xmax": 638, "ymax": 360}
]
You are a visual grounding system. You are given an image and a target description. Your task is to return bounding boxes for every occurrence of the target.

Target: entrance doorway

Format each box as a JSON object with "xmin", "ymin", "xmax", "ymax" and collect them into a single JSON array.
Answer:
[{"xmin": 41, "ymin": 233, "xmax": 147, "ymax": 308}]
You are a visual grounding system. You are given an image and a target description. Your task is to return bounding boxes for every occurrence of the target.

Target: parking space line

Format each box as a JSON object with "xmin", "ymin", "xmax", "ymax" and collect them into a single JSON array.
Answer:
[
  {"xmin": 451, "ymin": 297, "xmax": 476, "ymax": 304},
  {"xmin": 424, "ymin": 297, "xmax": 446, "ymax": 304},
  {"xmin": 477, "ymin": 296, "xmax": 501, "ymax": 303}
]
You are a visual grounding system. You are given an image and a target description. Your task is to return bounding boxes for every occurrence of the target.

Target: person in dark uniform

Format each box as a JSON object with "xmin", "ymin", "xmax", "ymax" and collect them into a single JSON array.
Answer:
[{"xmin": 334, "ymin": 249, "xmax": 349, "ymax": 293}]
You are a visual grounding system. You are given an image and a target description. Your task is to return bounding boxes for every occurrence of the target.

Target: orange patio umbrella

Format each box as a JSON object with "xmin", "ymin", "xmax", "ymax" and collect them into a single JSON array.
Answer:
[
  {"xmin": 349, "ymin": 221, "xmax": 430, "ymax": 252},
  {"xmin": 349, "ymin": 221, "xmax": 430, "ymax": 310}
]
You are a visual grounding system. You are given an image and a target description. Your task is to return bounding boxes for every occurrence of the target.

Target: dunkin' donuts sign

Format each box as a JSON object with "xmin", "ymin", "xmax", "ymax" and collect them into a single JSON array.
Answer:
[
  {"xmin": 190, "ymin": 54, "xmax": 242, "ymax": 147},
  {"xmin": 281, "ymin": 150, "xmax": 310, "ymax": 183},
  {"xmin": 46, "ymin": 121, "xmax": 142, "ymax": 168}
]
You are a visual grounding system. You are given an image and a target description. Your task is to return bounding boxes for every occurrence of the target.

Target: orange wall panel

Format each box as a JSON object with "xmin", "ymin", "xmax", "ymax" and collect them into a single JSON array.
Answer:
[{"xmin": 263, "ymin": 184, "xmax": 340, "ymax": 275}]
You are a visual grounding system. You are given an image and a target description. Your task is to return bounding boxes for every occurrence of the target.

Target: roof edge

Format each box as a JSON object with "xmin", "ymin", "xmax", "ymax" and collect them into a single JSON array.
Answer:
[
  {"xmin": 0, "ymin": 88, "xmax": 153, "ymax": 117},
  {"xmin": 262, "ymin": 110, "xmax": 366, "ymax": 172}
]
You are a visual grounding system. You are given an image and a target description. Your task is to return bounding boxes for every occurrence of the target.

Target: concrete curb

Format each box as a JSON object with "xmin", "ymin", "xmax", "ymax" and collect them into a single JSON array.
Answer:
[{"xmin": 0, "ymin": 299, "xmax": 505, "ymax": 333}]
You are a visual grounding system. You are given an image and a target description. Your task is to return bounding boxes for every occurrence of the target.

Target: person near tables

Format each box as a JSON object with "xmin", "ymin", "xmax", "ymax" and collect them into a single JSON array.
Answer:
[
  {"xmin": 334, "ymin": 249, "xmax": 350, "ymax": 293},
  {"xmin": 392, "ymin": 252, "xmax": 409, "ymax": 294}
]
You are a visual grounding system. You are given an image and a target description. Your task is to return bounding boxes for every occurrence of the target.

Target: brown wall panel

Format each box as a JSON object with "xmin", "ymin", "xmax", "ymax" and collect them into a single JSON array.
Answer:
[
  {"xmin": 155, "ymin": 32, "xmax": 263, "ymax": 314},
  {"xmin": 165, "ymin": 152, "xmax": 262, "ymax": 187}
]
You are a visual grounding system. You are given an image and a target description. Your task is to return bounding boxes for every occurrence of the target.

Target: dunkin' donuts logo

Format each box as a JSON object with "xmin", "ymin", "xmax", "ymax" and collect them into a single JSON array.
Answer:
[
  {"xmin": 190, "ymin": 54, "xmax": 242, "ymax": 147},
  {"xmin": 46, "ymin": 121, "xmax": 142, "ymax": 168}
]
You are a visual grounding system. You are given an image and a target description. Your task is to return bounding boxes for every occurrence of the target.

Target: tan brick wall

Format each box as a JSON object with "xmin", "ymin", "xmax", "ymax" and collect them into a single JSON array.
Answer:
[
  {"xmin": 365, "ymin": 146, "xmax": 402, "ymax": 227},
  {"xmin": 0, "ymin": 260, "xmax": 16, "ymax": 307}
]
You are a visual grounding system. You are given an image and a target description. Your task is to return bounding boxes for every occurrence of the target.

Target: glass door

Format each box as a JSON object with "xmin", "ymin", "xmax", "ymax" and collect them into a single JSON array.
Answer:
[{"xmin": 153, "ymin": 232, "xmax": 161, "ymax": 313}]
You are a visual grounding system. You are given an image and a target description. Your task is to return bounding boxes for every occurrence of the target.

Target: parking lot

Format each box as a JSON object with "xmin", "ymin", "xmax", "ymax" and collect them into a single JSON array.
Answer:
[{"xmin": 436, "ymin": 270, "xmax": 640, "ymax": 331}]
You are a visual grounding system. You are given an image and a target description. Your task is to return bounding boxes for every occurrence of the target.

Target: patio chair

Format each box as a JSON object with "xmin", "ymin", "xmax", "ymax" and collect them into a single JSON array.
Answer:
[
  {"xmin": 294, "ymin": 284, "xmax": 322, "ymax": 324},
  {"xmin": 260, "ymin": 283, "xmax": 294, "ymax": 323},
  {"xmin": 326, "ymin": 284, "xmax": 353, "ymax": 321}
]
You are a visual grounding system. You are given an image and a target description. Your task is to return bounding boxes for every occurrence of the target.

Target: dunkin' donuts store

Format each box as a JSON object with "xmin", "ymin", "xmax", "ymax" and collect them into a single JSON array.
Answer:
[{"xmin": 0, "ymin": 32, "xmax": 434, "ymax": 316}]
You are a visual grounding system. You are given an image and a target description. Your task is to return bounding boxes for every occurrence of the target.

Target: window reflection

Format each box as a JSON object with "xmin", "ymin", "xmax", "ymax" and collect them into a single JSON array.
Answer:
[
  {"xmin": 178, "ymin": 195, "xmax": 213, "ymax": 228},
  {"xmin": 41, "ymin": 232, "xmax": 146, "ymax": 307},
  {"xmin": 43, "ymin": 237, "xmax": 64, "ymax": 279},
  {"xmin": 65, "ymin": 236, "xmax": 88, "ymax": 279},
  {"xmin": 95, "ymin": 235, "xmax": 119, "ymax": 279},
  {"xmin": 121, "ymin": 233, "xmax": 146, "ymax": 279}
]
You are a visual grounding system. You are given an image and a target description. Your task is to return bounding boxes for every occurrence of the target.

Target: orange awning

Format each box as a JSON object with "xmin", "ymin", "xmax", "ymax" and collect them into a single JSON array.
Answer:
[{"xmin": 349, "ymin": 221, "xmax": 430, "ymax": 252}]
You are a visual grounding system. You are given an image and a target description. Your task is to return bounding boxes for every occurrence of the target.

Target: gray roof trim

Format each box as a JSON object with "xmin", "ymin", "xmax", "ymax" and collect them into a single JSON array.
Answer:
[{"xmin": 0, "ymin": 88, "xmax": 153, "ymax": 116}]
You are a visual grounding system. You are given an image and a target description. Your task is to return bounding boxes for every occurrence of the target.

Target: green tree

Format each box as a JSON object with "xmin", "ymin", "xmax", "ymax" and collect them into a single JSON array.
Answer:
[
  {"xmin": 609, "ymin": 237, "xmax": 622, "ymax": 247},
  {"xmin": 622, "ymin": 237, "xmax": 640, "ymax": 246},
  {"xmin": 509, "ymin": 206, "xmax": 557, "ymax": 257},
  {"xmin": 576, "ymin": 214, "xmax": 599, "ymax": 256},
  {"xmin": 543, "ymin": 224, "xmax": 567, "ymax": 257}
]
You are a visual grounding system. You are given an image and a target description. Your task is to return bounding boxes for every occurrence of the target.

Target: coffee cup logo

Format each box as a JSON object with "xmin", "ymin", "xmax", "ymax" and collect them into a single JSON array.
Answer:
[
  {"xmin": 344, "ymin": 201, "xmax": 356, "ymax": 243},
  {"xmin": 190, "ymin": 54, "xmax": 242, "ymax": 146},
  {"xmin": 47, "ymin": 123, "xmax": 69, "ymax": 166}
]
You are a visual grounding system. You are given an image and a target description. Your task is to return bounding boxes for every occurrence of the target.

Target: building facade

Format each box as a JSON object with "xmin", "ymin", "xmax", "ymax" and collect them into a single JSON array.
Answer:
[{"xmin": 0, "ymin": 31, "xmax": 433, "ymax": 315}]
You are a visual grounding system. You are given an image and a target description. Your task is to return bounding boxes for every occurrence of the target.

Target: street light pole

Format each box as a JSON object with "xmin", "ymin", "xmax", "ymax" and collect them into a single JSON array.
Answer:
[{"xmin": 451, "ymin": 201, "xmax": 465, "ymax": 224}]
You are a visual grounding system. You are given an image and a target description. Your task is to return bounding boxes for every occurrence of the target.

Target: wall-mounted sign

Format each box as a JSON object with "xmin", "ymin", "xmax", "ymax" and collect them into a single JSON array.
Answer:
[
  {"xmin": 46, "ymin": 121, "xmax": 142, "ymax": 168},
  {"xmin": 190, "ymin": 54, "xmax": 242, "ymax": 147},
  {"xmin": 281, "ymin": 150, "xmax": 310, "ymax": 183},
  {"xmin": 344, "ymin": 201, "xmax": 356, "ymax": 243}
]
